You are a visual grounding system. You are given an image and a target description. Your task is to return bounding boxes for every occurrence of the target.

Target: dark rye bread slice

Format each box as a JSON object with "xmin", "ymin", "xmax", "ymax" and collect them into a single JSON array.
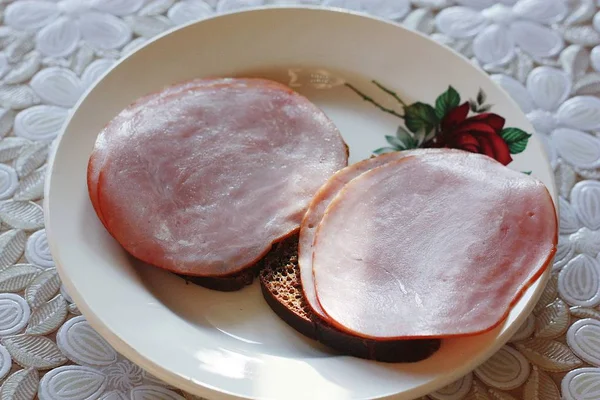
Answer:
[
  {"xmin": 176, "ymin": 236, "xmax": 291, "ymax": 291},
  {"xmin": 178, "ymin": 236, "xmax": 291, "ymax": 291},
  {"xmin": 259, "ymin": 236, "xmax": 441, "ymax": 363}
]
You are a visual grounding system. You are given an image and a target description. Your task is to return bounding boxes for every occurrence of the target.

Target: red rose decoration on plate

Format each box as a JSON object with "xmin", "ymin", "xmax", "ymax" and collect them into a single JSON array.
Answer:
[
  {"xmin": 347, "ymin": 82, "xmax": 531, "ymax": 162},
  {"xmin": 432, "ymin": 102, "xmax": 512, "ymax": 166}
]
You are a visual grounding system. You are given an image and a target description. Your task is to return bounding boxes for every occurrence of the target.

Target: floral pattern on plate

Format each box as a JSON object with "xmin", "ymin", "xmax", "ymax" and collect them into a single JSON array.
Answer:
[{"xmin": 347, "ymin": 82, "xmax": 531, "ymax": 165}]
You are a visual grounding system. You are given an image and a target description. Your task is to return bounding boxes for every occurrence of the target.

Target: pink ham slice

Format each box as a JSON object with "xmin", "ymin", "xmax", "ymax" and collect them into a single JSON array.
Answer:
[
  {"xmin": 93, "ymin": 78, "xmax": 348, "ymax": 276},
  {"xmin": 88, "ymin": 78, "xmax": 286, "ymax": 228},
  {"xmin": 298, "ymin": 149, "xmax": 450, "ymax": 319},
  {"xmin": 312, "ymin": 151, "xmax": 557, "ymax": 339}
]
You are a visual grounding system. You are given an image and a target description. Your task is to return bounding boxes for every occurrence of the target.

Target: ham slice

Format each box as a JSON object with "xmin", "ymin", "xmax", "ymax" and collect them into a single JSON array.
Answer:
[
  {"xmin": 88, "ymin": 78, "xmax": 284, "ymax": 227},
  {"xmin": 298, "ymin": 149, "xmax": 449, "ymax": 319},
  {"xmin": 88, "ymin": 79, "xmax": 205, "ymax": 226},
  {"xmin": 92, "ymin": 78, "xmax": 348, "ymax": 276},
  {"xmin": 312, "ymin": 151, "xmax": 557, "ymax": 339}
]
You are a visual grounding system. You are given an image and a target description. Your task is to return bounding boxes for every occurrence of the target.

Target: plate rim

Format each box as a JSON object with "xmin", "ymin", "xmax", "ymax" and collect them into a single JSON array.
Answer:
[{"xmin": 44, "ymin": 5, "xmax": 557, "ymax": 400}]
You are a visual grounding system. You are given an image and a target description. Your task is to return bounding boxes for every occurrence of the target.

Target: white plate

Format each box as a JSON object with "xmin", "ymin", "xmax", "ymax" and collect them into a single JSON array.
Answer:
[{"xmin": 45, "ymin": 7, "xmax": 557, "ymax": 400}]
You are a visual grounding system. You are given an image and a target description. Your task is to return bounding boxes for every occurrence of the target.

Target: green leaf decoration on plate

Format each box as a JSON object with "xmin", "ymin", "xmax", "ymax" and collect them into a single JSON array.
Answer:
[
  {"xmin": 374, "ymin": 127, "xmax": 420, "ymax": 154},
  {"xmin": 373, "ymin": 147, "xmax": 395, "ymax": 155},
  {"xmin": 404, "ymin": 102, "xmax": 438, "ymax": 134},
  {"xmin": 346, "ymin": 81, "xmax": 534, "ymax": 166},
  {"xmin": 476, "ymin": 88, "xmax": 486, "ymax": 105},
  {"xmin": 394, "ymin": 126, "xmax": 420, "ymax": 149},
  {"xmin": 469, "ymin": 100, "xmax": 479, "ymax": 112},
  {"xmin": 434, "ymin": 86, "xmax": 460, "ymax": 120},
  {"xmin": 501, "ymin": 127, "xmax": 532, "ymax": 154}
]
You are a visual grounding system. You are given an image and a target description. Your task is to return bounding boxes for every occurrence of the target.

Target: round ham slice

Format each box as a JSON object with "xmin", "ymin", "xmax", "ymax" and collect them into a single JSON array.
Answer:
[
  {"xmin": 88, "ymin": 79, "xmax": 208, "ymax": 226},
  {"xmin": 93, "ymin": 78, "xmax": 348, "ymax": 276},
  {"xmin": 312, "ymin": 151, "xmax": 557, "ymax": 339},
  {"xmin": 88, "ymin": 78, "xmax": 285, "ymax": 228},
  {"xmin": 298, "ymin": 149, "xmax": 450, "ymax": 319}
]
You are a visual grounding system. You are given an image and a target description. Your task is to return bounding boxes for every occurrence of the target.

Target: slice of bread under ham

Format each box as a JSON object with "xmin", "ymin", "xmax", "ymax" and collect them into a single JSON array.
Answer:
[{"xmin": 88, "ymin": 78, "xmax": 348, "ymax": 285}]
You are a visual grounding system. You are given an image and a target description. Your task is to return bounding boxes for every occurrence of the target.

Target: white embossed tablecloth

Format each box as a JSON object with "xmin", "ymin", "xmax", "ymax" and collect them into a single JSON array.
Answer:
[{"xmin": 0, "ymin": 0, "xmax": 596, "ymax": 399}]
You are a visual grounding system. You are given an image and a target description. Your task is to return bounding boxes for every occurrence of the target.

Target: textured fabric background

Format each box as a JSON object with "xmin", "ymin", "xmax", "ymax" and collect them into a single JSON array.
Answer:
[{"xmin": 0, "ymin": 0, "xmax": 596, "ymax": 399}]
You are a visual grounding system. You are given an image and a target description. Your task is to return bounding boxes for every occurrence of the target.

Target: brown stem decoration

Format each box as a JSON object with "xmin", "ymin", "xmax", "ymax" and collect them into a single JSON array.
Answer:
[
  {"xmin": 345, "ymin": 83, "xmax": 404, "ymax": 120},
  {"xmin": 372, "ymin": 80, "xmax": 407, "ymax": 107}
]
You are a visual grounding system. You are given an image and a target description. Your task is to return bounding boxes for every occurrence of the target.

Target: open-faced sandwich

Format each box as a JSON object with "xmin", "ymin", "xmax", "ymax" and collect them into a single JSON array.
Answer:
[
  {"xmin": 87, "ymin": 77, "xmax": 558, "ymax": 364},
  {"xmin": 88, "ymin": 78, "xmax": 348, "ymax": 290}
]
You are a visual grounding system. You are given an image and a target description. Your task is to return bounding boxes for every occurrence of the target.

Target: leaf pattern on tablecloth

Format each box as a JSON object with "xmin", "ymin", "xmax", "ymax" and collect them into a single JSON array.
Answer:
[
  {"xmin": 3, "ymin": 52, "xmax": 42, "ymax": 86},
  {"xmin": 24, "ymin": 269, "xmax": 60, "ymax": 309},
  {"xmin": 2, "ymin": 335, "xmax": 66, "ymax": 369},
  {"xmin": 0, "ymin": 109, "xmax": 17, "ymax": 139},
  {"xmin": 0, "ymin": 201, "xmax": 44, "ymax": 231},
  {"xmin": 0, "ymin": 85, "xmax": 39, "ymax": 110},
  {"xmin": 523, "ymin": 366, "xmax": 561, "ymax": 400},
  {"xmin": 13, "ymin": 142, "xmax": 48, "ymax": 177},
  {"xmin": 0, "ymin": 138, "xmax": 31, "ymax": 163},
  {"xmin": 25, "ymin": 294, "xmax": 67, "ymax": 335},
  {"xmin": 14, "ymin": 165, "xmax": 46, "ymax": 202},
  {"xmin": 515, "ymin": 338, "xmax": 583, "ymax": 372},
  {"xmin": 0, "ymin": 368, "xmax": 40, "ymax": 400},
  {"xmin": 0, "ymin": 264, "xmax": 42, "ymax": 292},
  {"xmin": 534, "ymin": 298, "xmax": 571, "ymax": 339},
  {"xmin": 0, "ymin": 230, "xmax": 26, "ymax": 271}
]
